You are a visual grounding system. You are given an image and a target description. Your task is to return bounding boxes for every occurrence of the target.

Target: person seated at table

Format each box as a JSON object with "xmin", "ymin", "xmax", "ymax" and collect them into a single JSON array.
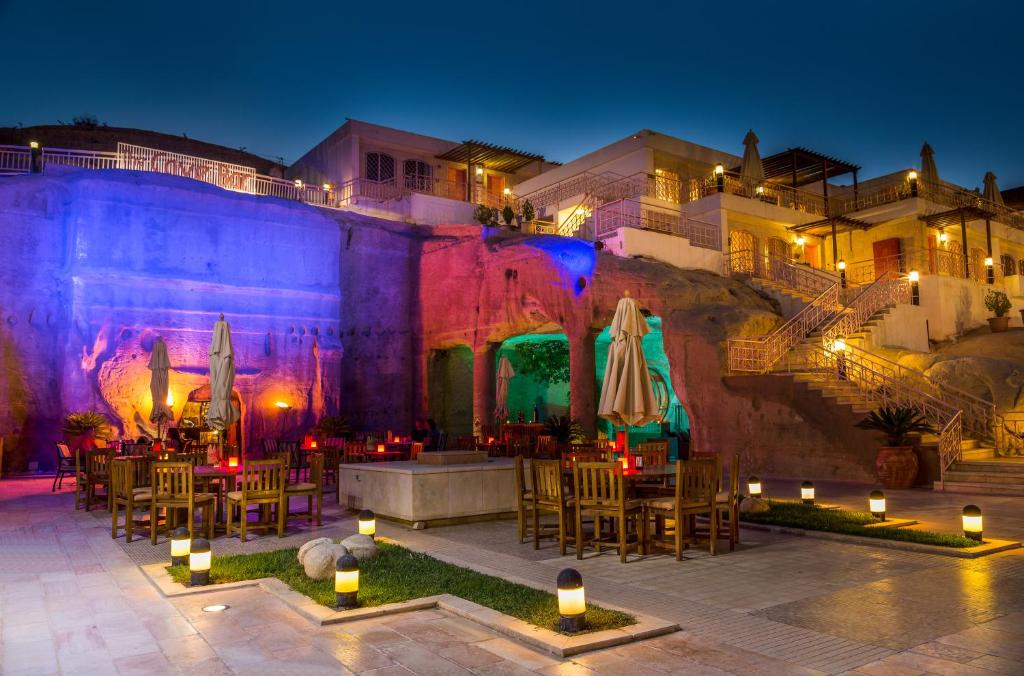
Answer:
[
  {"xmin": 425, "ymin": 419, "xmax": 441, "ymax": 452},
  {"xmin": 411, "ymin": 418, "xmax": 428, "ymax": 443},
  {"xmin": 164, "ymin": 428, "xmax": 183, "ymax": 451}
]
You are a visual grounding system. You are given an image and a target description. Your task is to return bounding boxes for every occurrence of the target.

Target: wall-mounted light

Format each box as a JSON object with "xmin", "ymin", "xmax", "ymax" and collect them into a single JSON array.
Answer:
[
  {"xmin": 832, "ymin": 337, "xmax": 847, "ymax": 352},
  {"xmin": 322, "ymin": 182, "xmax": 332, "ymax": 192},
  {"xmin": 189, "ymin": 538, "xmax": 211, "ymax": 586},
  {"xmin": 557, "ymin": 568, "xmax": 586, "ymax": 633},
  {"xmin": 801, "ymin": 481, "xmax": 815, "ymax": 504},
  {"xmin": 714, "ymin": 164, "xmax": 725, "ymax": 175},
  {"xmin": 908, "ymin": 170, "xmax": 919, "ymax": 197},
  {"xmin": 962, "ymin": 505, "xmax": 983, "ymax": 542},
  {"xmin": 837, "ymin": 258, "xmax": 847, "ymax": 289},
  {"xmin": 909, "ymin": 270, "xmax": 920, "ymax": 305},
  {"xmin": 475, "ymin": 167, "xmax": 484, "ymax": 176},
  {"xmin": 755, "ymin": 184, "xmax": 765, "ymax": 196},
  {"xmin": 795, "ymin": 236, "xmax": 806, "ymax": 247},
  {"xmin": 869, "ymin": 490, "xmax": 886, "ymax": 520},
  {"xmin": 938, "ymin": 230, "xmax": 948, "ymax": 243},
  {"xmin": 747, "ymin": 476, "xmax": 762, "ymax": 497},
  {"xmin": 714, "ymin": 164, "xmax": 725, "ymax": 193},
  {"xmin": 985, "ymin": 257, "xmax": 994, "ymax": 268},
  {"xmin": 502, "ymin": 187, "xmax": 511, "ymax": 196},
  {"xmin": 275, "ymin": 401, "xmax": 291, "ymax": 410},
  {"xmin": 294, "ymin": 179, "xmax": 304, "ymax": 189},
  {"xmin": 29, "ymin": 140, "xmax": 39, "ymax": 149},
  {"xmin": 837, "ymin": 259, "xmax": 847, "ymax": 271},
  {"xmin": 335, "ymin": 554, "xmax": 359, "ymax": 609}
]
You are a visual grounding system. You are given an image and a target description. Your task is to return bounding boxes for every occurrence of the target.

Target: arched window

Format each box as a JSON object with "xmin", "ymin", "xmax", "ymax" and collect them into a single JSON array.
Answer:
[
  {"xmin": 729, "ymin": 230, "xmax": 759, "ymax": 274},
  {"xmin": 403, "ymin": 159, "xmax": 432, "ymax": 192},
  {"xmin": 365, "ymin": 152, "xmax": 395, "ymax": 183},
  {"xmin": 1001, "ymin": 254, "xmax": 1015, "ymax": 277}
]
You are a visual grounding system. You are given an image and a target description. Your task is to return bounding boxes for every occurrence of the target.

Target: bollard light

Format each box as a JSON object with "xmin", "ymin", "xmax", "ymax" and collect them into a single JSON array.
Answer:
[
  {"xmin": 335, "ymin": 554, "xmax": 359, "ymax": 609},
  {"xmin": 962, "ymin": 505, "xmax": 983, "ymax": 542},
  {"xmin": 189, "ymin": 538, "xmax": 211, "ymax": 586},
  {"xmin": 869, "ymin": 490, "xmax": 886, "ymax": 520},
  {"xmin": 358, "ymin": 509, "xmax": 376, "ymax": 539},
  {"xmin": 908, "ymin": 170, "xmax": 919, "ymax": 197},
  {"xmin": 557, "ymin": 568, "xmax": 586, "ymax": 633},
  {"xmin": 747, "ymin": 476, "xmax": 762, "ymax": 498},
  {"xmin": 29, "ymin": 141, "xmax": 42, "ymax": 173},
  {"xmin": 170, "ymin": 527, "xmax": 190, "ymax": 566},
  {"xmin": 294, "ymin": 179, "xmax": 304, "ymax": 189},
  {"xmin": 801, "ymin": 481, "xmax": 815, "ymax": 505}
]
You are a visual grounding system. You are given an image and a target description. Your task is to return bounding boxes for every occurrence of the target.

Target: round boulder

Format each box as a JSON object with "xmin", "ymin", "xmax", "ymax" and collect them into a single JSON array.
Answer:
[
  {"xmin": 740, "ymin": 497, "xmax": 770, "ymax": 514},
  {"xmin": 297, "ymin": 537, "xmax": 334, "ymax": 566},
  {"xmin": 340, "ymin": 534, "xmax": 379, "ymax": 562},
  {"xmin": 301, "ymin": 542, "xmax": 349, "ymax": 580}
]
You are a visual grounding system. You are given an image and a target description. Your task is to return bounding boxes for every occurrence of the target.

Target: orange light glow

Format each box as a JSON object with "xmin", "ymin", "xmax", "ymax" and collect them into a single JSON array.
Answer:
[
  {"xmin": 166, "ymin": 391, "xmax": 174, "ymax": 407},
  {"xmin": 487, "ymin": 436, "xmax": 495, "ymax": 444},
  {"xmin": 228, "ymin": 456, "xmax": 239, "ymax": 468},
  {"xmin": 376, "ymin": 444, "xmax": 385, "ymax": 453},
  {"xmin": 621, "ymin": 456, "xmax": 629, "ymax": 470},
  {"xmin": 310, "ymin": 440, "xmax": 318, "ymax": 449}
]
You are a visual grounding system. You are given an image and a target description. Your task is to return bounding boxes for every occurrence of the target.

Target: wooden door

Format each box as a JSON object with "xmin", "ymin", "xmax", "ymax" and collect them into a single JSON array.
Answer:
[
  {"xmin": 486, "ymin": 174, "xmax": 504, "ymax": 204},
  {"xmin": 448, "ymin": 167, "xmax": 467, "ymax": 200},
  {"xmin": 872, "ymin": 238, "xmax": 902, "ymax": 278},
  {"xmin": 803, "ymin": 242, "xmax": 820, "ymax": 268}
]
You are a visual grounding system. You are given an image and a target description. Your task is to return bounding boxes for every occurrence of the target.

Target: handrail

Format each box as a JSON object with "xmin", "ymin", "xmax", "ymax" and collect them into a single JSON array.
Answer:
[
  {"xmin": 594, "ymin": 198, "xmax": 722, "ymax": 250},
  {"xmin": 820, "ymin": 271, "xmax": 911, "ymax": 343},
  {"xmin": 724, "ymin": 250, "xmax": 838, "ymax": 298},
  {"xmin": 558, "ymin": 195, "xmax": 594, "ymax": 237}
]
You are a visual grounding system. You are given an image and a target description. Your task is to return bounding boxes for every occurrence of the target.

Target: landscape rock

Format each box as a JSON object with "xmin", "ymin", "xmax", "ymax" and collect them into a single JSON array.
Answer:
[
  {"xmin": 340, "ymin": 534, "xmax": 379, "ymax": 562},
  {"xmin": 297, "ymin": 537, "xmax": 333, "ymax": 566},
  {"xmin": 740, "ymin": 497, "xmax": 770, "ymax": 513},
  {"xmin": 300, "ymin": 541, "xmax": 349, "ymax": 580}
]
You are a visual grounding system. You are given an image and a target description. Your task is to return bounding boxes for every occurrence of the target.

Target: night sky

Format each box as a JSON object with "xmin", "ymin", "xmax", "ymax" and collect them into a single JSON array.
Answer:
[{"xmin": 4, "ymin": 0, "xmax": 1023, "ymax": 188}]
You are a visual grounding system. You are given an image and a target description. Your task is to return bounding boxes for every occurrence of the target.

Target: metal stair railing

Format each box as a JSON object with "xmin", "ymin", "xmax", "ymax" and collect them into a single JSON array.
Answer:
[
  {"xmin": 724, "ymin": 250, "xmax": 838, "ymax": 298},
  {"xmin": 820, "ymin": 271, "xmax": 911, "ymax": 344}
]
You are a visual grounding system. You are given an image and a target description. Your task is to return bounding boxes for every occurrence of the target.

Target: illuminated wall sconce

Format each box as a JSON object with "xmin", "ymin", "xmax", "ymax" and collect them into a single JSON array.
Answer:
[
  {"xmin": 29, "ymin": 140, "xmax": 42, "ymax": 173},
  {"xmin": 294, "ymin": 179, "xmax": 304, "ymax": 189},
  {"xmin": 227, "ymin": 456, "xmax": 239, "ymax": 468},
  {"xmin": 557, "ymin": 568, "xmax": 586, "ymax": 633},
  {"xmin": 375, "ymin": 443, "xmax": 385, "ymax": 453},
  {"xmin": 869, "ymin": 490, "xmax": 886, "ymax": 520},
  {"xmin": 189, "ymin": 538, "xmax": 211, "ymax": 586},
  {"xmin": 747, "ymin": 476, "xmax": 762, "ymax": 497},
  {"xmin": 358, "ymin": 509, "xmax": 376, "ymax": 539},
  {"xmin": 322, "ymin": 182, "xmax": 332, "ymax": 192},
  {"xmin": 275, "ymin": 401, "xmax": 291, "ymax": 410},
  {"xmin": 985, "ymin": 256, "xmax": 994, "ymax": 268},
  {"xmin": 502, "ymin": 187, "xmax": 511, "ymax": 196},
  {"xmin": 475, "ymin": 166, "xmax": 484, "ymax": 176},
  {"xmin": 755, "ymin": 184, "xmax": 765, "ymax": 196},
  {"xmin": 962, "ymin": 504, "xmax": 983, "ymax": 542},
  {"xmin": 908, "ymin": 170, "xmax": 919, "ymax": 197},
  {"xmin": 984, "ymin": 256, "xmax": 995, "ymax": 285},
  {"xmin": 801, "ymin": 481, "xmax": 815, "ymax": 504},
  {"xmin": 837, "ymin": 258, "xmax": 847, "ymax": 288},
  {"xmin": 335, "ymin": 554, "xmax": 359, "ymax": 608},
  {"xmin": 831, "ymin": 337, "xmax": 847, "ymax": 352},
  {"xmin": 170, "ymin": 527, "xmax": 190, "ymax": 566},
  {"xmin": 938, "ymin": 230, "xmax": 948, "ymax": 244},
  {"xmin": 166, "ymin": 391, "xmax": 175, "ymax": 408},
  {"xmin": 909, "ymin": 270, "xmax": 920, "ymax": 305},
  {"xmin": 795, "ymin": 236, "xmax": 806, "ymax": 247},
  {"xmin": 714, "ymin": 164, "xmax": 725, "ymax": 192}
]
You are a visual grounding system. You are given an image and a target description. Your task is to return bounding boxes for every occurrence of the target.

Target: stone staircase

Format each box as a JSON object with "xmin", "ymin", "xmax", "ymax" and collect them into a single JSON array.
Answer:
[
  {"xmin": 791, "ymin": 372, "xmax": 875, "ymax": 415},
  {"xmin": 934, "ymin": 452, "xmax": 1024, "ymax": 495}
]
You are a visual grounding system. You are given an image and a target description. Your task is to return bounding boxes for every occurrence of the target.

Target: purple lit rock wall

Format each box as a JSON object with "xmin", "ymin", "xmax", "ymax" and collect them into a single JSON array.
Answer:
[{"xmin": 0, "ymin": 170, "xmax": 345, "ymax": 471}]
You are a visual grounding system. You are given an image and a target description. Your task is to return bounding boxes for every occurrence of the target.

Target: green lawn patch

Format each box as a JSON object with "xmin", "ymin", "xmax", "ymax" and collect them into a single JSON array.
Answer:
[
  {"xmin": 740, "ymin": 500, "xmax": 978, "ymax": 548},
  {"xmin": 167, "ymin": 542, "xmax": 634, "ymax": 634}
]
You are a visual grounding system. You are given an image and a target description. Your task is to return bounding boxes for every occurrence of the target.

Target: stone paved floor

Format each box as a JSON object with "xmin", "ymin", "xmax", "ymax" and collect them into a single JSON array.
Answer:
[{"xmin": 2, "ymin": 476, "xmax": 1023, "ymax": 675}]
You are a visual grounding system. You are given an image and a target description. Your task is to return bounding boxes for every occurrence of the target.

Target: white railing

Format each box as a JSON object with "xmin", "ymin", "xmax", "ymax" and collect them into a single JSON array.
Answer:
[
  {"xmin": 0, "ymin": 144, "xmax": 118, "ymax": 173},
  {"xmin": 594, "ymin": 198, "xmax": 722, "ymax": 250},
  {"xmin": 725, "ymin": 250, "xmax": 838, "ymax": 298},
  {"xmin": 118, "ymin": 143, "xmax": 256, "ymax": 191}
]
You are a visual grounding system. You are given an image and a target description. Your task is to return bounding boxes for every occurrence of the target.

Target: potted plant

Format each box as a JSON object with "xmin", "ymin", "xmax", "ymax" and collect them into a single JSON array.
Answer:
[
  {"xmin": 502, "ymin": 204, "xmax": 516, "ymax": 228},
  {"xmin": 473, "ymin": 204, "xmax": 494, "ymax": 226},
  {"xmin": 985, "ymin": 289, "xmax": 1012, "ymax": 332},
  {"xmin": 315, "ymin": 415, "xmax": 350, "ymax": 441},
  {"xmin": 62, "ymin": 411, "xmax": 113, "ymax": 452},
  {"xmin": 855, "ymin": 406, "xmax": 933, "ymax": 488},
  {"xmin": 543, "ymin": 415, "xmax": 586, "ymax": 445},
  {"xmin": 521, "ymin": 200, "xmax": 535, "ymax": 225}
]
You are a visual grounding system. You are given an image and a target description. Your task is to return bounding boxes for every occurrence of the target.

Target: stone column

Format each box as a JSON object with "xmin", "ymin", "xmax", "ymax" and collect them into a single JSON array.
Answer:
[
  {"xmin": 472, "ymin": 343, "xmax": 498, "ymax": 437},
  {"xmin": 569, "ymin": 329, "xmax": 598, "ymax": 436}
]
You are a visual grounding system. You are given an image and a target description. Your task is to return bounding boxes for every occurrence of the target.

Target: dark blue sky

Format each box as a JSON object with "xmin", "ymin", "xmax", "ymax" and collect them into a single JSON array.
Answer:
[{"xmin": 4, "ymin": 0, "xmax": 1023, "ymax": 188}]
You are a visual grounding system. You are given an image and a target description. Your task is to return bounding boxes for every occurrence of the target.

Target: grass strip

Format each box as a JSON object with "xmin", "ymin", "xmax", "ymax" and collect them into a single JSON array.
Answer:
[{"xmin": 168, "ymin": 542, "xmax": 634, "ymax": 633}]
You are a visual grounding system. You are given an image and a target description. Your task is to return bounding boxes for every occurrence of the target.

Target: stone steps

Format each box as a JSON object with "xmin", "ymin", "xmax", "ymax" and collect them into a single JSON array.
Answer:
[{"xmin": 937, "ymin": 458, "xmax": 1024, "ymax": 495}]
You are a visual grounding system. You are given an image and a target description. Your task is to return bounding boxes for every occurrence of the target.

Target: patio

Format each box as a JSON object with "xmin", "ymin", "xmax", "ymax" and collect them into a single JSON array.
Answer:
[{"xmin": 3, "ymin": 475, "xmax": 1023, "ymax": 675}]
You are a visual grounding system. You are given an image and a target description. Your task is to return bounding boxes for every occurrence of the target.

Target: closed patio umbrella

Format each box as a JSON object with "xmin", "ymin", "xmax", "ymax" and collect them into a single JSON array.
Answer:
[
  {"xmin": 598, "ymin": 292, "xmax": 660, "ymax": 447},
  {"xmin": 920, "ymin": 142, "xmax": 940, "ymax": 187},
  {"xmin": 739, "ymin": 129, "xmax": 765, "ymax": 184},
  {"xmin": 494, "ymin": 355, "xmax": 515, "ymax": 423},
  {"xmin": 148, "ymin": 336, "xmax": 174, "ymax": 440},
  {"xmin": 983, "ymin": 171, "xmax": 1005, "ymax": 207},
  {"xmin": 206, "ymin": 314, "xmax": 239, "ymax": 453}
]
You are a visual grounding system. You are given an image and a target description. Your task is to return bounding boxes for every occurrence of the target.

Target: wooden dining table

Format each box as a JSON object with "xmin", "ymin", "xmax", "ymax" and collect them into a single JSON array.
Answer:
[{"xmin": 560, "ymin": 463, "xmax": 675, "ymax": 497}]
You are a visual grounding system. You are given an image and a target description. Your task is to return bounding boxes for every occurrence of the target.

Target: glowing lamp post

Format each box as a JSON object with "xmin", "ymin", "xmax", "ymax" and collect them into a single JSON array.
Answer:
[
  {"xmin": 335, "ymin": 554, "xmax": 359, "ymax": 609},
  {"xmin": 908, "ymin": 170, "xmax": 918, "ymax": 197},
  {"xmin": 557, "ymin": 568, "xmax": 586, "ymax": 633},
  {"xmin": 189, "ymin": 538, "xmax": 211, "ymax": 586},
  {"xmin": 170, "ymin": 527, "xmax": 190, "ymax": 566},
  {"xmin": 837, "ymin": 258, "xmax": 847, "ymax": 289},
  {"xmin": 714, "ymin": 164, "xmax": 725, "ymax": 192},
  {"xmin": 358, "ymin": 510, "xmax": 376, "ymax": 539},
  {"xmin": 909, "ymin": 270, "xmax": 920, "ymax": 305},
  {"xmin": 984, "ymin": 257, "xmax": 994, "ymax": 285},
  {"xmin": 747, "ymin": 476, "xmax": 762, "ymax": 498},
  {"xmin": 962, "ymin": 505, "xmax": 983, "ymax": 542},
  {"xmin": 869, "ymin": 490, "xmax": 886, "ymax": 520},
  {"xmin": 801, "ymin": 481, "xmax": 815, "ymax": 505},
  {"xmin": 29, "ymin": 141, "xmax": 42, "ymax": 173}
]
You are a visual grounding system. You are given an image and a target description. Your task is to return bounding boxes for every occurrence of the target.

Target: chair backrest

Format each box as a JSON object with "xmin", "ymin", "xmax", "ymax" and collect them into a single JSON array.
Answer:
[
  {"xmin": 570, "ymin": 442, "xmax": 596, "ymax": 454},
  {"xmin": 726, "ymin": 453, "xmax": 739, "ymax": 497},
  {"xmin": 676, "ymin": 458, "xmax": 718, "ymax": 505},
  {"xmin": 531, "ymin": 459, "xmax": 564, "ymax": 503},
  {"xmin": 151, "ymin": 461, "xmax": 194, "ymax": 500},
  {"xmin": 561, "ymin": 450, "xmax": 605, "ymax": 470},
  {"xmin": 240, "ymin": 459, "xmax": 286, "ymax": 499},
  {"xmin": 321, "ymin": 446, "xmax": 340, "ymax": 475},
  {"xmin": 574, "ymin": 461, "xmax": 624, "ymax": 509},
  {"xmin": 86, "ymin": 449, "xmax": 114, "ymax": 478},
  {"xmin": 636, "ymin": 441, "xmax": 668, "ymax": 466},
  {"xmin": 110, "ymin": 458, "xmax": 134, "ymax": 500},
  {"xmin": 409, "ymin": 442, "xmax": 423, "ymax": 460},
  {"xmin": 56, "ymin": 442, "xmax": 72, "ymax": 461},
  {"xmin": 306, "ymin": 453, "xmax": 324, "ymax": 489},
  {"xmin": 173, "ymin": 449, "xmax": 208, "ymax": 466},
  {"xmin": 513, "ymin": 455, "xmax": 529, "ymax": 497}
]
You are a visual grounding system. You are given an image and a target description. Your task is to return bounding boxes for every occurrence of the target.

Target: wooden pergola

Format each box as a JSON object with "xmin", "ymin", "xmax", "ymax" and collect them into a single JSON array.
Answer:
[
  {"xmin": 748, "ymin": 147, "xmax": 861, "ymax": 208},
  {"xmin": 437, "ymin": 141, "xmax": 553, "ymax": 201},
  {"xmin": 790, "ymin": 215, "xmax": 873, "ymax": 266},
  {"xmin": 919, "ymin": 206, "xmax": 997, "ymax": 279}
]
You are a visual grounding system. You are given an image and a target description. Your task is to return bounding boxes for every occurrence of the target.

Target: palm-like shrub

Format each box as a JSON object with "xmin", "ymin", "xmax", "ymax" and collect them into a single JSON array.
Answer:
[
  {"xmin": 521, "ymin": 200, "xmax": 535, "ymax": 223},
  {"xmin": 855, "ymin": 407, "xmax": 933, "ymax": 446},
  {"xmin": 542, "ymin": 415, "xmax": 586, "ymax": 444},
  {"xmin": 984, "ymin": 290, "xmax": 1011, "ymax": 317},
  {"xmin": 62, "ymin": 411, "xmax": 113, "ymax": 440},
  {"xmin": 316, "ymin": 415, "xmax": 350, "ymax": 439},
  {"xmin": 473, "ymin": 204, "xmax": 494, "ymax": 226}
]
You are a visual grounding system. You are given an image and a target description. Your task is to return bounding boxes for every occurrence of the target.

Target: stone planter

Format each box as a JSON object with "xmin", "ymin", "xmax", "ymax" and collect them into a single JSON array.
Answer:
[
  {"xmin": 989, "ymin": 316, "xmax": 1010, "ymax": 333},
  {"xmin": 876, "ymin": 446, "xmax": 919, "ymax": 489}
]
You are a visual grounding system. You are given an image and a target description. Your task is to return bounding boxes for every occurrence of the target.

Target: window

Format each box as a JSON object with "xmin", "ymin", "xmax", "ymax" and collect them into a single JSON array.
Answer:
[
  {"xmin": 403, "ymin": 160, "xmax": 432, "ymax": 192},
  {"xmin": 365, "ymin": 152, "xmax": 395, "ymax": 183},
  {"xmin": 1001, "ymin": 254, "xmax": 1015, "ymax": 277}
]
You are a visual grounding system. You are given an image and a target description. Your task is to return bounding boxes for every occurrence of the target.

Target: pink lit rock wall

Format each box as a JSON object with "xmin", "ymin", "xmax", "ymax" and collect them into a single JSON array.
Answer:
[{"xmin": 0, "ymin": 171, "xmax": 344, "ymax": 471}]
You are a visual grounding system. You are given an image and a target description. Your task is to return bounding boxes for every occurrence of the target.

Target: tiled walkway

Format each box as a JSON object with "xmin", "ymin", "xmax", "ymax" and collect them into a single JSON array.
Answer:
[{"xmin": 1, "ymin": 476, "xmax": 1023, "ymax": 675}]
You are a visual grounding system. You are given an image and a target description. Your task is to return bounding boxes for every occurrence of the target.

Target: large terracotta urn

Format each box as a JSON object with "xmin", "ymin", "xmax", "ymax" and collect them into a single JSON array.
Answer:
[
  {"xmin": 989, "ymin": 316, "xmax": 1010, "ymax": 333},
  {"xmin": 876, "ymin": 446, "xmax": 919, "ymax": 489}
]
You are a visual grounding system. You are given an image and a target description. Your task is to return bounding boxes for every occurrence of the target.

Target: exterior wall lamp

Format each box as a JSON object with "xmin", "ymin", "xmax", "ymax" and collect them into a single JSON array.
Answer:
[
  {"xmin": 837, "ymin": 258, "xmax": 847, "ymax": 289},
  {"xmin": 801, "ymin": 481, "xmax": 815, "ymax": 505},
  {"xmin": 908, "ymin": 170, "xmax": 919, "ymax": 197},
  {"xmin": 909, "ymin": 270, "xmax": 920, "ymax": 305},
  {"xmin": 714, "ymin": 164, "xmax": 725, "ymax": 193}
]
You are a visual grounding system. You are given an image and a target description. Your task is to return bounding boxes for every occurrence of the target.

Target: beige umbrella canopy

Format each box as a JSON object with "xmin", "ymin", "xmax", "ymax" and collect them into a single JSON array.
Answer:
[
  {"xmin": 598, "ymin": 292, "xmax": 660, "ymax": 429},
  {"xmin": 740, "ymin": 129, "xmax": 765, "ymax": 184},
  {"xmin": 148, "ymin": 336, "xmax": 174, "ymax": 438},
  {"xmin": 920, "ymin": 142, "xmax": 940, "ymax": 186},
  {"xmin": 494, "ymin": 355, "xmax": 515, "ymax": 422},
  {"xmin": 983, "ymin": 171, "xmax": 1005, "ymax": 207},
  {"xmin": 206, "ymin": 314, "xmax": 240, "ymax": 434}
]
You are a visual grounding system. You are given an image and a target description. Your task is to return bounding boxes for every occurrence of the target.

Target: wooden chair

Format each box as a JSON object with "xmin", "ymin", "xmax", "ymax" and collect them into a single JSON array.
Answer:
[
  {"xmin": 262, "ymin": 438, "xmax": 279, "ymax": 455},
  {"xmin": 532, "ymin": 459, "xmax": 576, "ymax": 555},
  {"xmin": 84, "ymin": 449, "xmax": 114, "ymax": 511},
  {"xmin": 712, "ymin": 453, "xmax": 741, "ymax": 551},
  {"xmin": 278, "ymin": 441, "xmax": 301, "ymax": 481},
  {"xmin": 570, "ymin": 442, "xmax": 597, "ymax": 455},
  {"xmin": 285, "ymin": 453, "xmax": 323, "ymax": 527},
  {"xmin": 643, "ymin": 458, "xmax": 718, "ymax": 559},
  {"xmin": 110, "ymin": 457, "xmax": 152, "ymax": 542},
  {"xmin": 573, "ymin": 462, "xmax": 645, "ymax": 563},
  {"xmin": 636, "ymin": 441, "xmax": 669, "ymax": 466},
  {"xmin": 226, "ymin": 459, "xmax": 286, "ymax": 542},
  {"xmin": 172, "ymin": 448, "xmax": 208, "ymax": 466},
  {"xmin": 561, "ymin": 450, "xmax": 605, "ymax": 470},
  {"xmin": 513, "ymin": 455, "xmax": 533, "ymax": 544},
  {"xmin": 53, "ymin": 443, "xmax": 76, "ymax": 492},
  {"xmin": 149, "ymin": 461, "xmax": 215, "ymax": 543},
  {"xmin": 321, "ymin": 445, "xmax": 340, "ymax": 486}
]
